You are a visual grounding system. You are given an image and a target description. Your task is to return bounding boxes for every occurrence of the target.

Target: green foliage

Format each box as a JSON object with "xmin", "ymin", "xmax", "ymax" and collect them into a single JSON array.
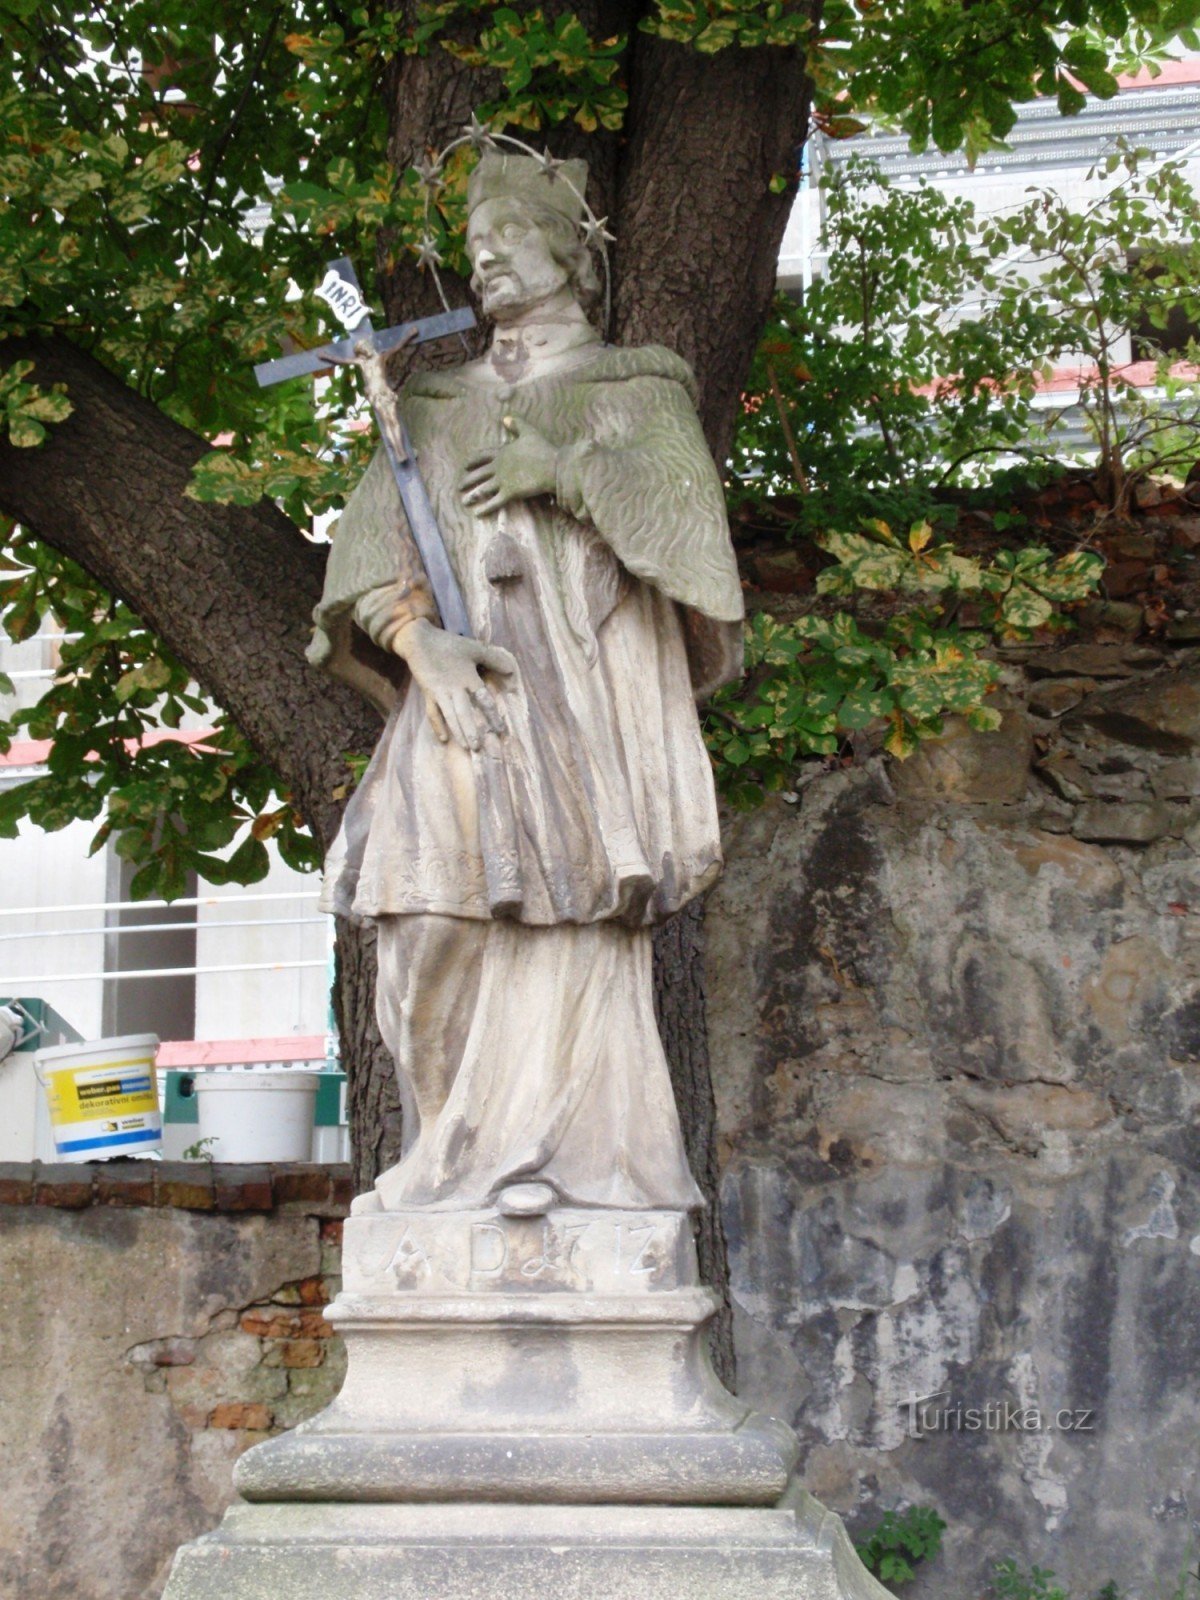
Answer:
[
  {"xmin": 992, "ymin": 1559, "xmax": 1134, "ymax": 1600},
  {"xmin": 0, "ymin": 534, "xmax": 318, "ymax": 900},
  {"xmin": 285, "ymin": 6, "xmax": 626, "ymax": 134},
  {"xmin": 0, "ymin": 1, "xmax": 393, "ymax": 891},
  {"xmin": 731, "ymin": 158, "xmax": 1057, "ymax": 539},
  {"xmin": 0, "ymin": 0, "xmax": 1186, "ymax": 874},
  {"xmin": 1, "ymin": 360, "xmax": 73, "ymax": 449},
  {"xmin": 442, "ymin": 8, "xmax": 628, "ymax": 131},
  {"xmin": 643, "ymin": 0, "xmax": 814, "ymax": 54},
  {"xmin": 640, "ymin": 0, "xmax": 1200, "ymax": 154},
  {"xmin": 991, "ymin": 1553, "xmax": 1200, "ymax": 1599},
  {"xmin": 181, "ymin": 1135, "xmax": 218, "ymax": 1161},
  {"xmin": 854, "ymin": 1505, "xmax": 947, "ymax": 1587},
  {"xmin": 994, "ymin": 1561, "xmax": 1072, "ymax": 1600},
  {"xmin": 737, "ymin": 149, "xmax": 1200, "ymax": 532},
  {"xmin": 814, "ymin": 524, "xmax": 1103, "ymax": 637},
  {"xmin": 814, "ymin": 0, "xmax": 1200, "ymax": 156},
  {"xmin": 711, "ymin": 151, "xmax": 1124, "ymax": 804},
  {"xmin": 187, "ymin": 425, "xmax": 377, "ymax": 532},
  {"xmin": 982, "ymin": 144, "xmax": 1200, "ymax": 511},
  {"xmin": 706, "ymin": 607, "xmax": 1004, "ymax": 806},
  {"xmin": 849, "ymin": 1516, "xmax": 1196, "ymax": 1600},
  {"xmin": 704, "ymin": 508, "xmax": 1102, "ymax": 804},
  {"xmin": 710, "ymin": 146, "xmax": 1200, "ymax": 801}
]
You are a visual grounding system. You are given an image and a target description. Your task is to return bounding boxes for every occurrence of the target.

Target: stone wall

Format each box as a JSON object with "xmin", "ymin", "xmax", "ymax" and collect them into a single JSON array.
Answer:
[
  {"xmin": 707, "ymin": 645, "xmax": 1200, "ymax": 1597},
  {"xmin": 4, "ymin": 646, "xmax": 1199, "ymax": 1600},
  {"xmin": 0, "ymin": 1163, "xmax": 350, "ymax": 1600}
]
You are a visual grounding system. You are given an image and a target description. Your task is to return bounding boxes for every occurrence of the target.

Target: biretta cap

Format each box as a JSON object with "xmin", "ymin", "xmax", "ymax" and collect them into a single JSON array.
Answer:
[{"xmin": 466, "ymin": 151, "xmax": 588, "ymax": 224}]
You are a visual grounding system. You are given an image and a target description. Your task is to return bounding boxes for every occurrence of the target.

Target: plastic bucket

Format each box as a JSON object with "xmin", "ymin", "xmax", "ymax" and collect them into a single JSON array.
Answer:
[
  {"xmin": 193, "ymin": 1068, "xmax": 320, "ymax": 1162},
  {"xmin": 37, "ymin": 1034, "xmax": 162, "ymax": 1162}
]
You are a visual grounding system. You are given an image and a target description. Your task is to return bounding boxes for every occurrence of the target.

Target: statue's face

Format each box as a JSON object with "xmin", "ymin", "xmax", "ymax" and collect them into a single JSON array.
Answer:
[{"xmin": 467, "ymin": 197, "xmax": 571, "ymax": 321}]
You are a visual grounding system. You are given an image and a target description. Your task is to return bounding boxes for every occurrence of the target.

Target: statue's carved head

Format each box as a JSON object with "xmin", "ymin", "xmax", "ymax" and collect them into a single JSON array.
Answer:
[{"xmin": 465, "ymin": 152, "xmax": 600, "ymax": 320}]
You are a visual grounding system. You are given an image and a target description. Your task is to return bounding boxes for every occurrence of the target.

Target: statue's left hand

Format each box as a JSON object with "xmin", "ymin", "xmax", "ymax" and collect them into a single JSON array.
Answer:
[{"xmin": 460, "ymin": 416, "xmax": 558, "ymax": 516}]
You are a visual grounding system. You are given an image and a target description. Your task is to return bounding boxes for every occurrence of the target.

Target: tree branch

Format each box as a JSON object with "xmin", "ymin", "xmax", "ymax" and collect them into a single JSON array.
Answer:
[{"xmin": 0, "ymin": 333, "xmax": 379, "ymax": 850}]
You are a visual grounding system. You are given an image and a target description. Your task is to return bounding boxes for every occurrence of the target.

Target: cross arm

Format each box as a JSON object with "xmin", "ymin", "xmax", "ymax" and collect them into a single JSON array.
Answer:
[{"xmin": 254, "ymin": 306, "xmax": 476, "ymax": 389}]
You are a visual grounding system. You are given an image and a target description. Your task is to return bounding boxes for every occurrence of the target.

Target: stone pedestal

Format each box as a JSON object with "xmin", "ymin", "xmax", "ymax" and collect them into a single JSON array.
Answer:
[
  {"xmin": 162, "ymin": 1491, "xmax": 890, "ymax": 1599},
  {"xmin": 162, "ymin": 1207, "xmax": 890, "ymax": 1599}
]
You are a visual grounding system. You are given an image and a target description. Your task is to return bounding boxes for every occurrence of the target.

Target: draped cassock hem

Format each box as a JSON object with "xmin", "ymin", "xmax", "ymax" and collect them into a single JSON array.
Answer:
[{"xmin": 372, "ymin": 914, "xmax": 704, "ymax": 1214}]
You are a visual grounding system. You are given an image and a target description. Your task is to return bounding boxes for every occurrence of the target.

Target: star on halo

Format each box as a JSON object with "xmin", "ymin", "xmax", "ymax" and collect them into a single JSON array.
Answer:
[
  {"xmin": 415, "ymin": 233, "xmax": 444, "ymax": 271},
  {"xmin": 582, "ymin": 215, "xmax": 616, "ymax": 248},
  {"xmin": 535, "ymin": 147, "xmax": 567, "ymax": 182},
  {"xmin": 414, "ymin": 154, "xmax": 445, "ymax": 191},
  {"xmin": 461, "ymin": 111, "xmax": 494, "ymax": 151}
]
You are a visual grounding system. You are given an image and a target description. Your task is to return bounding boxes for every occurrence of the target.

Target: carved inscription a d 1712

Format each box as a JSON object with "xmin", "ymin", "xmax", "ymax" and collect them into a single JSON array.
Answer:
[{"xmin": 342, "ymin": 1210, "xmax": 690, "ymax": 1297}]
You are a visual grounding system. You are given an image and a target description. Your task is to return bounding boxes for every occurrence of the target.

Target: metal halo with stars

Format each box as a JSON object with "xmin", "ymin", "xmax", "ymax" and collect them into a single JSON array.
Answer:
[{"xmin": 414, "ymin": 119, "xmax": 614, "ymax": 341}]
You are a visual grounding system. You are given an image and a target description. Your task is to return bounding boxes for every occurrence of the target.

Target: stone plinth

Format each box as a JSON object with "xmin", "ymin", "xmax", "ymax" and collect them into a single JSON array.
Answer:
[
  {"xmin": 162, "ymin": 1207, "xmax": 889, "ymax": 1599},
  {"xmin": 236, "ymin": 1207, "xmax": 795, "ymax": 1505},
  {"xmin": 162, "ymin": 1491, "xmax": 892, "ymax": 1600}
]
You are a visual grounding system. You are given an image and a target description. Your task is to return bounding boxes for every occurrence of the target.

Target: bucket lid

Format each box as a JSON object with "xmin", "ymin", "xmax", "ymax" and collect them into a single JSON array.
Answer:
[
  {"xmin": 191, "ymin": 1068, "xmax": 321, "ymax": 1092},
  {"xmin": 36, "ymin": 1033, "xmax": 159, "ymax": 1066}
]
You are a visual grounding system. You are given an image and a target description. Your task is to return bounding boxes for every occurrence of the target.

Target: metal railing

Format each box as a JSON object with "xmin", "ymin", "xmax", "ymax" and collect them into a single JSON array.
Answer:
[{"xmin": 0, "ymin": 888, "xmax": 330, "ymax": 988}]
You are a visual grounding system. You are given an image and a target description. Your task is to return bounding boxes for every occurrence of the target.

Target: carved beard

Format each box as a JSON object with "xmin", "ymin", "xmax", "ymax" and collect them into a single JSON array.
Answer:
[
  {"xmin": 470, "ymin": 259, "xmax": 570, "ymax": 321},
  {"xmin": 471, "ymin": 269, "xmax": 524, "ymax": 317}
]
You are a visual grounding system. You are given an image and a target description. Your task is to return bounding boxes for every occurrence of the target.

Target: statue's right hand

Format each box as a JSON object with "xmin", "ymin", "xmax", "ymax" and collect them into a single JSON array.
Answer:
[{"xmin": 390, "ymin": 617, "xmax": 516, "ymax": 751}]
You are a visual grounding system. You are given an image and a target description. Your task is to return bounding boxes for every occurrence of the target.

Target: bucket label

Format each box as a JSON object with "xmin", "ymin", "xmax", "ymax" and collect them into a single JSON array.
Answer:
[
  {"xmin": 45, "ymin": 1056, "xmax": 162, "ymax": 1157},
  {"xmin": 52, "ymin": 1118, "xmax": 163, "ymax": 1156},
  {"xmin": 48, "ymin": 1060, "xmax": 158, "ymax": 1125}
]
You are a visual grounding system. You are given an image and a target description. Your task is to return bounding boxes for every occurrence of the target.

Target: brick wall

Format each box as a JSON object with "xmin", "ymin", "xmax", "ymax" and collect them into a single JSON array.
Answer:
[{"xmin": 0, "ymin": 1160, "xmax": 352, "ymax": 1600}]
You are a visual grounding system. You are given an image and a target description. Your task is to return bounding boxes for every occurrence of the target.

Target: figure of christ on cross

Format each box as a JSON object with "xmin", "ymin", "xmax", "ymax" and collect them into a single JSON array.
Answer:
[{"xmin": 307, "ymin": 151, "xmax": 745, "ymax": 1217}]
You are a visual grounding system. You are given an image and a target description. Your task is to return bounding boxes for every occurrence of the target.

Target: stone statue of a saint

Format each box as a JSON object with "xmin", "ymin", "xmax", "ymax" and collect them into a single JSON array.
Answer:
[
  {"xmin": 308, "ymin": 151, "xmax": 744, "ymax": 1215},
  {"xmin": 165, "ymin": 145, "xmax": 893, "ymax": 1600}
]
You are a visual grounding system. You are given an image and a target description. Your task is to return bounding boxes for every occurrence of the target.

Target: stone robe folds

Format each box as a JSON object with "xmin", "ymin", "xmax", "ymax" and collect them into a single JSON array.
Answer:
[{"xmin": 309, "ymin": 335, "xmax": 744, "ymax": 1211}]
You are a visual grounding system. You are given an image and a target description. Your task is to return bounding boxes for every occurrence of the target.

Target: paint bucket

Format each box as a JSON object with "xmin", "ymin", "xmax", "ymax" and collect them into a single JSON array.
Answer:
[
  {"xmin": 37, "ymin": 1034, "xmax": 162, "ymax": 1162},
  {"xmin": 193, "ymin": 1068, "xmax": 320, "ymax": 1162}
]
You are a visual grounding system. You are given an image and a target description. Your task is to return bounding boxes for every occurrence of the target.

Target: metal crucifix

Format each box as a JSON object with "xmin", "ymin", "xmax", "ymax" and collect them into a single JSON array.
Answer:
[{"xmin": 254, "ymin": 257, "xmax": 476, "ymax": 637}]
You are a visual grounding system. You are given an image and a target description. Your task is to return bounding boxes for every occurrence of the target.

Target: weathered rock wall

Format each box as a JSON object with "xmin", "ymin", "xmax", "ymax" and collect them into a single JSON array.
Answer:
[
  {"xmin": 708, "ymin": 657, "xmax": 1200, "ymax": 1596},
  {"xmin": 4, "ymin": 648, "xmax": 1199, "ymax": 1600}
]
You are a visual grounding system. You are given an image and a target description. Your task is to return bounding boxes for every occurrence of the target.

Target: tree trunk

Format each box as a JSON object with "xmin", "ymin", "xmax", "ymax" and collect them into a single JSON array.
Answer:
[
  {"xmin": 653, "ymin": 899, "xmax": 735, "ymax": 1386},
  {"xmin": 0, "ymin": 37, "xmax": 816, "ymax": 1358},
  {"xmin": 614, "ymin": 31, "xmax": 815, "ymax": 459},
  {"xmin": 612, "ymin": 29, "xmax": 816, "ymax": 1386},
  {"xmin": 334, "ymin": 917, "xmax": 405, "ymax": 1190}
]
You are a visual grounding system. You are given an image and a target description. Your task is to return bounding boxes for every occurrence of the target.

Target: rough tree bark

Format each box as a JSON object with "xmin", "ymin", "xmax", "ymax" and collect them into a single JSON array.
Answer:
[
  {"xmin": 653, "ymin": 898, "xmax": 736, "ymax": 1382},
  {"xmin": 613, "ymin": 29, "xmax": 814, "ymax": 1382},
  {"xmin": 0, "ymin": 19, "xmax": 816, "ymax": 1376},
  {"xmin": 614, "ymin": 29, "xmax": 814, "ymax": 458}
]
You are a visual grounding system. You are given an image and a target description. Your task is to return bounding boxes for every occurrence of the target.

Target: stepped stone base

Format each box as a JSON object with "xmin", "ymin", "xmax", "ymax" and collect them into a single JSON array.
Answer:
[
  {"xmin": 162, "ymin": 1491, "xmax": 892, "ymax": 1600},
  {"xmin": 234, "ymin": 1207, "xmax": 798, "ymax": 1506},
  {"xmin": 161, "ymin": 1206, "xmax": 890, "ymax": 1599}
]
